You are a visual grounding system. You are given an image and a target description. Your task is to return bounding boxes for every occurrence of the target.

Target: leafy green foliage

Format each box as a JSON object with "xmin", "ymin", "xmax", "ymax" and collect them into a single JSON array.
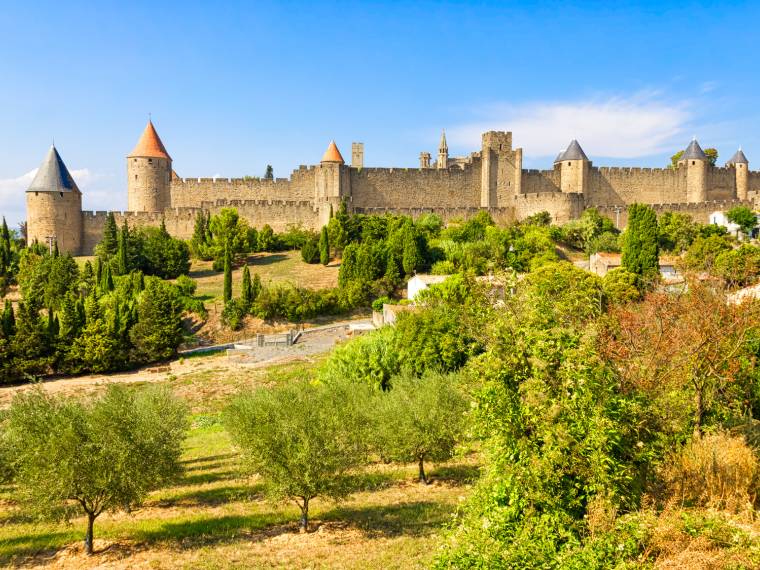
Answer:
[
  {"xmin": 224, "ymin": 379, "xmax": 371, "ymax": 531},
  {"xmin": 683, "ymin": 234, "xmax": 734, "ymax": 271},
  {"xmin": 658, "ymin": 212, "xmax": 698, "ymax": 253},
  {"xmin": 374, "ymin": 372, "xmax": 468, "ymax": 483},
  {"xmin": 129, "ymin": 278, "xmax": 185, "ymax": 363},
  {"xmin": 602, "ymin": 268, "xmax": 641, "ymax": 304},
  {"xmin": 5, "ymin": 385, "xmax": 187, "ymax": 554},
  {"xmin": 726, "ymin": 205, "xmax": 757, "ymax": 237},
  {"xmin": 621, "ymin": 203, "xmax": 659, "ymax": 284},
  {"xmin": 300, "ymin": 237, "xmax": 319, "ymax": 263}
]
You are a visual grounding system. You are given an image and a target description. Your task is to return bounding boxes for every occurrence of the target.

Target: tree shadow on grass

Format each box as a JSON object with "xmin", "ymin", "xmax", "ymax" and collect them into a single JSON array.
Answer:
[
  {"xmin": 154, "ymin": 484, "xmax": 262, "ymax": 508},
  {"xmin": 429, "ymin": 463, "xmax": 480, "ymax": 484},
  {"xmin": 248, "ymin": 254, "xmax": 288, "ymax": 266},
  {"xmin": 132, "ymin": 513, "xmax": 289, "ymax": 548},
  {"xmin": 175, "ymin": 469, "xmax": 241, "ymax": 487},
  {"xmin": 321, "ymin": 501, "xmax": 452, "ymax": 539},
  {"xmin": 0, "ymin": 530, "xmax": 76, "ymax": 568},
  {"xmin": 188, "ymin": 268, "xmax": 218, "ymax": 279}
]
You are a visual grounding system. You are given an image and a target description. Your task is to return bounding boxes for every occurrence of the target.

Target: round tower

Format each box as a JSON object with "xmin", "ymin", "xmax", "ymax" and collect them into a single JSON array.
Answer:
[
  {"xmin": 682, "ymin": 138, "xmax": 708, "ymax": 203},
  {"xmin": 25, "ymin": 145, "xmax": 82, "ymax": 254},
  {"xmin": 127, "ymin": 120, "xmax": 172, "ymax": 212},
  {"xmin": 316, "ymin": 141, "xmax": 347, "ymax": 226},
  {"xmin": 727, "ymin": 148, "xmax": 749, "ymax": 201},
  {"xmin": 557, "ymin": 139, "xmax": 590, "ymax": 194}
]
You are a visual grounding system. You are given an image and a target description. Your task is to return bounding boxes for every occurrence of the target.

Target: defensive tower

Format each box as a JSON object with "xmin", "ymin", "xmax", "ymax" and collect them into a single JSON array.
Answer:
[
  {"xmin": 127, "ymin": 120, "xmax": 172, "ymax": 212},
  {"xmin": 727, "ymin": 148, "xmax": 749, "ymax": 201},
  {"xmin": 557, "ymin": 140, "xmax": 590, "ymax": 194},
  {"xmin": 316, "ymin": 141, "xmax": 348, "ymax": 225},
  {"xmin": 682, "ymin": 138, "xmax": 708, "ymax": 203},
  {"xmin": 25, "ymin": 145, "xmax": 82, "ymax": 254}
]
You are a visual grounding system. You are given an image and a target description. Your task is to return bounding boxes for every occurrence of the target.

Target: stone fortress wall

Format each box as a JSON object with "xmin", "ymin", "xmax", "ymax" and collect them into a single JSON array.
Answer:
[{"xmin": 28, "ymin": 121, "xmax": 760, "ymax": 255}]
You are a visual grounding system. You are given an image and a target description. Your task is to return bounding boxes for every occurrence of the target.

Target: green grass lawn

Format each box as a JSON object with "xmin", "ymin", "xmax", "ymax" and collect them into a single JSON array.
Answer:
[{"xmin": 0, "ymin": 358, "xmax": 478, "ymax": 569}]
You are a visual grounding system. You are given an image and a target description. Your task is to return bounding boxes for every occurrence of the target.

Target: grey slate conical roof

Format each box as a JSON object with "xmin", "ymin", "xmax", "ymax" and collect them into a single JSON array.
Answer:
[
  {"xmin": 682, "ymin": 139, "xmax": 707, "ymax": 161},
  {"xmin": 26, "ymin": 146, "xmax": 80, "ymax": 194},
  {"xmin": 561, "ymin": 139, "xmax": 589, "ymax": 161},
  {"xmin": 726, "ymin": 148, "xmax": 749, "ymax": 166},
  {"xmin": 554, "ymin": 149, "xmax": 566, "ymax": 163}
]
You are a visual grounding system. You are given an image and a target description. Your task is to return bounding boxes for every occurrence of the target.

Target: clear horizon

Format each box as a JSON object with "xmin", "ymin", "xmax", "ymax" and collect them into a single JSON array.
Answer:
[{"xmin": 1, "ymin": 0, "xmax": 758, "ymax": 228}]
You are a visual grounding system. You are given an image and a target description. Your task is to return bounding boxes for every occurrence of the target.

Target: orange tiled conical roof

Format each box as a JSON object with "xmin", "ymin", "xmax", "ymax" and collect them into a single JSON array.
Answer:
[
  {"xmin": 128, "ymin": 120, "xmax": 171, "ymax": 160},
  {"xmin": 321, "ymin": 141, "xmax": 344, "ymax": 164}
]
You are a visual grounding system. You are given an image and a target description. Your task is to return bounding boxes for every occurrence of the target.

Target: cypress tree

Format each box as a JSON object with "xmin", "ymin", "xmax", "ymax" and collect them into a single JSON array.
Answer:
[
  {"xmin": 117, "ymin": 221, "xmax": 129, "ymax": 276},
  {"xmin": 402, "ymin": 229, "xmax": 420, "ymax": 276},
  {"xmin": 223, "ymin": 243, "xmax": 232, "ymax": 303},
  {"xmin": 101, "ymin": 263, "xmax": 114, "ymax": 293},
  {"xmin": 160, "ymin": 218, "xmax": 169, "ymax": 238},
  {"xmin": 385, "ymin": 253, "xmax": 401, "ymax": 287},
  {"xmin": 319, "ymin": 226, "xmax": 330, "ymax": 266},
  {"xmin": 52, "ymin": 240, "xmax": 59, "ymax": 258},
  {"xmin": 1, "ymin": 217, "xmax": 9, "ymax": 247},
  {"xmin": 622, "ymin": 203, "xmax": 659, "ymax": 283},
  {"xmin": 2, "ymin": 299, "xmax": 15, "ymax": 337},
  {"xmin": 102, "ymin": 212, "xmax": 118, "ymax": 257},
  {"xmin": 241, "ymin": 265, "xmax": 253, "ymax": 308},
  {"xmin": 251, "ymin": 273, "xmax": 262, "ymax": 301},
  {"xmin": 59, "ymin": 295, "xmax": 83, "ymax": 341},
  {"xmin": 95, "ymin": 258, "xmax": 102, "ymax": 286}
]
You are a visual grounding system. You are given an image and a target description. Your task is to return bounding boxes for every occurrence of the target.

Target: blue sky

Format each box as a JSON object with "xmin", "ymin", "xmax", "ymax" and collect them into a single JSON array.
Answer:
[{"xmin": 1, "ymin": 1, "xmax": 758, "ymax": 227}]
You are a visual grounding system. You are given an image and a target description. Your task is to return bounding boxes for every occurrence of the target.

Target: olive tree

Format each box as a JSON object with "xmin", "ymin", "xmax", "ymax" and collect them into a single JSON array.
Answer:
[
  {"xmin": 374, "ymin": 372, "xmax": 469, "ymax": 483},
  {"xmin": 224, "ymin": 379, "xmax": 370, "ymax": 532},
  {"xmin": 6, "ymin": 385, "xmax": 187, "ymax": 554}
]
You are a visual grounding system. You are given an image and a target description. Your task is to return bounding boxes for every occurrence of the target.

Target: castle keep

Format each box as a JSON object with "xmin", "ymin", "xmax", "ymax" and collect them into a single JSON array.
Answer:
[{"xmin": 26, "ymin": 121, "xmax": 759, "ymax": 255}]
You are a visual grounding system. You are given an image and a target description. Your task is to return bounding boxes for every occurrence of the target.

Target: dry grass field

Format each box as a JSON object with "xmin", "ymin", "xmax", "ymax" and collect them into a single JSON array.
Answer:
[
  {"xmin": 0, "ymin": 355, "xmax": 479, "ymax": 569},
  {"xmin": 189, "ymin": 251, "xmax": 340, "ymax": 302}
]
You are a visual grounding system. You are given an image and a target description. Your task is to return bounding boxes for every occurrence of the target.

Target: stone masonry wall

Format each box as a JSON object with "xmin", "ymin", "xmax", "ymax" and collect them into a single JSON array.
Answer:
[
  {"xmin": 349, "ymin": 165, "xmax": 481, "ymax": 209},
  {"xmin": 521, "ymin": 169, "xmax": 561, "ymax": 194},
  {"xmin": 595, "ymin": 199, "xmax": 750, "ymax": 229},
  {"xmin": 169, "ymin": 166, "xmax": 316, "ymax": 207},
  {"xmin": 353, "ymin": 206, "xmax": 516, "ymax": 225},
  {"xmin": 585, "ymin": 167, "xmax": 688, "ymax": 206}
]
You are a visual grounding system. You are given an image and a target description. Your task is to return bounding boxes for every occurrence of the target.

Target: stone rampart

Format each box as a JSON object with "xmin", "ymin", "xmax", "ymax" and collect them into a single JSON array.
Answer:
[
  {"xmin": 349, "ymin": 165, "xmax": 481, "ymax": 209},
  {"xmin": 595, "ymin": 199, "xmax": 750, "ymax": 229},
  {"xmin": 353, "ymin": 206, "xmax": 515, "ymax": 225},
  {"xmin": 586, "ymin": 166, "xmax": 687, "ymax": 205},
  {"xmin": 512, "ymin": 192, "xmax": 584, "ymax": 224},
  {"xmin": 521, "ymin": 169, "xmax": 561, "ymax": 194}
]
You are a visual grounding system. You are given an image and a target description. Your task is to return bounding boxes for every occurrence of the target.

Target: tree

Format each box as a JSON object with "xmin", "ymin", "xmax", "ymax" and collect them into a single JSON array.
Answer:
[
  {"xmin": 264, "ymin": 164, "xmax": 274, "ymax": 180},
  {"xmin": 129, "ymin": 278, "xmax": 184, "ymax": 362},
  {"xmin": 116, "ymin": 221, "xmax": 129, "ymax": 275},
  {"xmin": 319, "ymin": 326, "xmax": 400, "ymax": 390},
  {"xmin": 683, "ymin": 234, "xmax": 733, "ymax": 271},
  {"xmin": 69, "ymin": 293, "xmax": 119, "ymax": 373},
  {"xmin": 257, "ymin": 224, "xmax": 275, "ymax": 252},
  {"xmin": 726, "ymin": 205, "xmax": 757, "ymax": 238},
  {"xmin": 223, "ymin": 243, "xmax": 232, "ymax": 303},
  {"xmin": 374, "ymin": 372, "xmax": 468, "ymax": 483},
  {"xmin": 6, "ymin": 385, "xmax": 186, "ymax": 554},
  {"xmin": 319, "ymin": 226, "xmax": 330, "ymax": 265},
  {"xmin": 621, "ymin": 204, "xmax": 659, "ymax": 284},
  {"xmin": 224, "ymin": 379, "xmax": 370, "ymax": 532},
  {"xmin": 602, "ymin": 268, "xmax": 641, "ymax": 304},
  {"xmin": 241, "ymin": 265, "xmax": 253, "ymax": 308},
  {"xmin": 99, "ymin": 212, "xmax": 118, "ymax": 258},
  {"xmin": 327, "ymin": 201, "xmax": 349, "ymax": 252},
  {"xmin": 300, "ymin": 238, "xmax": 319, "ymax": 264},
  {"xmin": 658, "ymin": 212, "xmax": 698, "ymax": 253},
  {"xmin": 704, "ymin": 147, "xmax": 719, "ymax": 166},
  {"xmin": 251, "ymin": 273, "xmax": 262, "ymax": 302}
]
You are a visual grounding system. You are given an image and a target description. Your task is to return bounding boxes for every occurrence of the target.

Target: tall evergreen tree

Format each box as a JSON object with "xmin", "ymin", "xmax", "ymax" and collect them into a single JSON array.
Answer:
[
  {"xmin": 101, "ymin": 263, "xmax": 114, "ymax": 293},
  {"xmin": 59, "ymin": 295, "xmax": 84, "ymax": 342},
  {"xmin": 319, "ymin": 226, "xmax": 330, "ymax": 266},
  {"xmin": 95, "ymin": 258, "xmax": 102, "ymax": 287},
  {"xmin": 241, "ymin": 265, "xmax": 253, "ymax": 308},
  {"xmin": 264, "ymin": 164, "xmax": 274, "ymax": 180},
  {"xmin": 2, "ymin": 299, "xmax": 15, "ymax": 337},
  {"xmin": 251, "ymin": 273, "xmax": 262, "ymax": 301},
  {"xmin": 117, "ymin": 221, "xmax": 130, "ymax": 275},
  {"xmin": 1, "ymin": 217, "xmax": 10, "ymax": 246},
  {"xmin": 52, "ymin": 240, "xmax": 59, "ymax": 258},
  {"xmin": 223, "ymin": 243, "xmax": 233, "ymax": 303},
  {"xmin": 621, "ymin": 203, "xmax": 659, "ymax": 283},
  {"xmin": 101, "ymin": 212, "xmax": 118, "ymax": 257}
]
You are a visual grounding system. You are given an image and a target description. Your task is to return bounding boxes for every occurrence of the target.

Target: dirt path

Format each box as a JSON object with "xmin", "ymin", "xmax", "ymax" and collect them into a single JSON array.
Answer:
[{"xmin": 0, "ymin": 320, "xmax": 370, "ymax": 408}]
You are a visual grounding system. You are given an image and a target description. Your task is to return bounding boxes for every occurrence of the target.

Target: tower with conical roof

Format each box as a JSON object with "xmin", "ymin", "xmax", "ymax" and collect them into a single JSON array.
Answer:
[
  {"xmin": 25, "ymin": 145, "xmax": 83, "ymax": 254},
  {"xmin": 316, "ymin": 141, "xmax": 348, "ymax": 226},
  {"xmin": 680, "ymin": 138, "xmax": 709, "ymax": 203},
  {"xmin": 727, "ymin": 148, "xmax": 750, "ymax": 201},
  {"xmin": 557, "ymin": 139, "xmax": 590, "ymax": 194},
  {"xmin": 127, "ymin": 120, "xmax": 172, "ymax": 212},
  {"xmin": 437, "ymin": 130, "xmax": 448, "ymax": 170}
]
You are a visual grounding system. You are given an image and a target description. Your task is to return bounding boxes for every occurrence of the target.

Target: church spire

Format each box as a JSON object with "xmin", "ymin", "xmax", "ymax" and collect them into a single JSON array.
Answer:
[{"xmin": 437, "ymin": 129, "xmax": 448, "ymax": 169}]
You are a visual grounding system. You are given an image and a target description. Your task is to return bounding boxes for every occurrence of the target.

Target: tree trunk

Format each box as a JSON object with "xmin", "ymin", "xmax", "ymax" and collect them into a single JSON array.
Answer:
[
  {"xmin": 84, "ymin": 512, "xmax": 95, "ymax": 555},
  {"xmin": 694, "ymin": 389, "xmax": 704, "ymax": 437},
  {"xmin": 418, "ymin": 457, "xmax": 428, "ymax": 484},
  {"xmin": 299, "ymin": 498, "xmax": 309, "ymax": 533}
]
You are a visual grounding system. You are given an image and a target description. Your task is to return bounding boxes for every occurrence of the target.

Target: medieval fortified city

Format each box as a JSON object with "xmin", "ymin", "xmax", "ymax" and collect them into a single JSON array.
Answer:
[
  {"xmin": 3, "ymin": 2, "xmax": 760, "ymax": 569},
  {"xmin": 26, "ymin": 121, "xmax": 758, "ymax": 255}
]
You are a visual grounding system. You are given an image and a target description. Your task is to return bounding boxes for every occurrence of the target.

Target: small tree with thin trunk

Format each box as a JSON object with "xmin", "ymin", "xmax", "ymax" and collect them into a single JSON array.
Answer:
[
  {"xmin": 319, "ymin": 226, "xmax": 330, "ymax": 266},
  {"xmin": 224, "ymin": 379, "xmax": 370, "ymax": 532},
  {"xmin": 241, "ymin": 265, "xmax": 253, "ymax": 309},
  {"xmin": 223, "ymin": 242, "xmax": 232, "ymax": 303},
  {"xmin": 374, "ymin": 371, "xmax": 468, "ymax": 483},
  {"xmin": 6, "ymin": 385, "xmax": 187, "ymax": 554}
]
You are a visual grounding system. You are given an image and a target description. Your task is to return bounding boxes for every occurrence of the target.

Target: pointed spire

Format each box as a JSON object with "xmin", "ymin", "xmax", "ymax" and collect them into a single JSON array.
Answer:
[
  {"xmin": 439, "ymin": 129, "xmax": 448, "ymax": 151},
  {"xmin": 128, "ymin": 120, "xmax": 171, "ymax": 160},
  {"xmin": 554, "ymin": 149, "xmax": 566, "ymax": 163},
  {"xmin": 682, "ymin": 138, "xmax": 707, "ymax": 161},
  {"xmin": 321, "ymin": 141, "xmax": 345, "ymax": 164},
  {"xmin": 561, "ymin": 139, "xmax": 589, "ymax": 161},
  {"xmin": 26, "ymin": 146, "xmax": 80, "ymax": 194},
  {"xmin": 726, "ymin": 148, "xmax": 749, "ymax": 166}
]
